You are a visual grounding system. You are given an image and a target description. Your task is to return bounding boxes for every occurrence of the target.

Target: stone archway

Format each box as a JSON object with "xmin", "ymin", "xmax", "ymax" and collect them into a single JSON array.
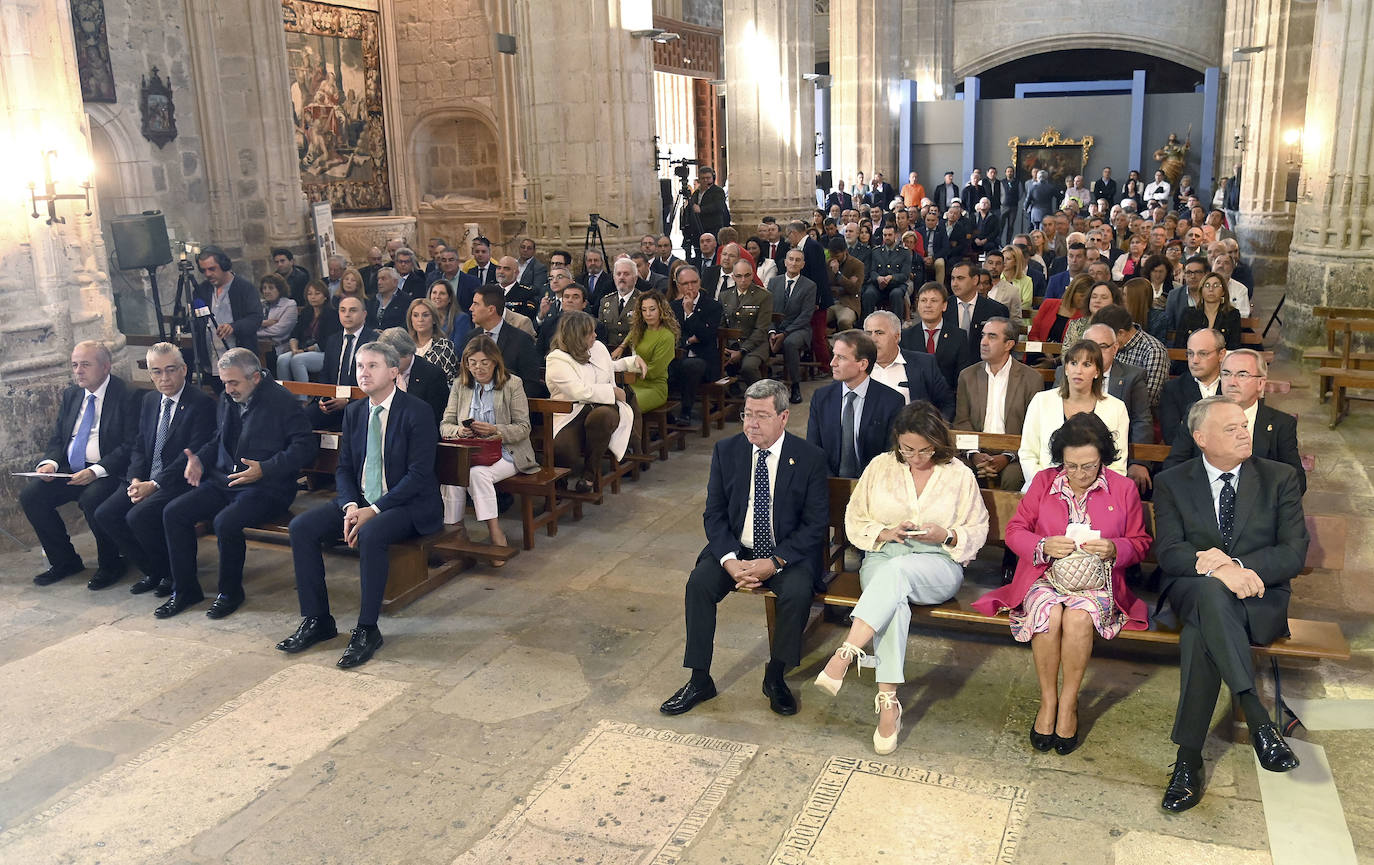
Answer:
[
  {"xmin": 957, "ymin": 35, "xmax": 1213, "ymax": 80},
  {"xmin": 408, "ymin": 108, "xmax": 511, "ymax": 253}
]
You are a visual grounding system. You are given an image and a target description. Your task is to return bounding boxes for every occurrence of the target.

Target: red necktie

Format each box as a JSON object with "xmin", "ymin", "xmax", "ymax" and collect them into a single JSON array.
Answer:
[{"xmin": 925, "ymin": 329, "xmax": 936, "ymax": 354}]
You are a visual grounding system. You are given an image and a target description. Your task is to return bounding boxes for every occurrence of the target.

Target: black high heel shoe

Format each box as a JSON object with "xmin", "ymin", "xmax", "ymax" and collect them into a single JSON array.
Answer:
[
  {"xmin": 1029, "ymin": 721, "xmax": 1055, "ymax": 752},
  {"xmin": 1053, "ymin": 730, "xmax": 1080, "ymax": 755}
]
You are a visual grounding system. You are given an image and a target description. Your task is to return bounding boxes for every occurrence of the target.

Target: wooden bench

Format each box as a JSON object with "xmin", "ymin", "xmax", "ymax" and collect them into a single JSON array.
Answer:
[
  {"xmin": 1312, "ymin": 319, "xmax": 1374, "ymax": 428},
  {"xmin": 491, "ymin": 397, "xmax": 579, "ymax": 550},
  {"xmin": 1306, "ymin": 307, "xmax": 1374, "ymax": 400},
  {"xmin": 698, "ymin": 328, "xmax": 741, "ymax": 437},
  {"xmin": 743, "ymin": 478, "xmax": 1350, "ymax": 731},
  {"xmin": 946, "ymin": 430, "xmax": 1171, "ymax": 465}
]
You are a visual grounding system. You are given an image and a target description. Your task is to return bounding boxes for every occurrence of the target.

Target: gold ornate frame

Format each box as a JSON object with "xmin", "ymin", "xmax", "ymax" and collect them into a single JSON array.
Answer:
[{"xmin": 1008, "ymin": 126, "xmax": 1094, "ymax": 185}]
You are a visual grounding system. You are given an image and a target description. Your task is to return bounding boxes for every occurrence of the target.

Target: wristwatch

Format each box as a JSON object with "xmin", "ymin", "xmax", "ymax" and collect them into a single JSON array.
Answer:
[
  {"xmin": 770, "ymin": 555, "xmax": 786, "ymax": 571},
  {"xmin": 942, "ymin": 529, "xmax": 956, "ymax": 547}
]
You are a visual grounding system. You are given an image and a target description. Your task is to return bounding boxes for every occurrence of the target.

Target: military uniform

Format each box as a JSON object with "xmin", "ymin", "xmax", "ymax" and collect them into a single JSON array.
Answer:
[
  {"xmin": 597, "ymin": 288, "xmax": 640, "ymax": 350},
  {"xmin": 719, "ymin": 283, "xmax": 774, "ymax": 386}
]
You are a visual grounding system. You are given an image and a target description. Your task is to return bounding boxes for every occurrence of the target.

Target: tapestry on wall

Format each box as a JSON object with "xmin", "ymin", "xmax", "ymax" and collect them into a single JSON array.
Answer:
[
  {"xmin": 72, "ymin": 0, "xmax": 117, "ymax": 102},
  {"xmin": 282, "ymin": 0, "xmax": 392, "ymax": 212}
]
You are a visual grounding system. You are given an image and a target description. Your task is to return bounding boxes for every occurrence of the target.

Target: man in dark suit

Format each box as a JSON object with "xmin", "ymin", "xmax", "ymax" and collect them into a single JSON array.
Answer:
[
  {"xmin": 917, "ymin": 209, "xmax": 950, "ymax": 286},
  {"xmin": 660, "ymin": 379, "xmax": 829, "ymax": 717},
  {"xmin": 92, "ymin": 343, "xmax": 215, "ymax": 595},
  {"xmin": 158, "ymin": 348, "xmax": 318, "ymax": 619},
  {"xmin": 1092, "ymin": 167, "xmax": 1118, "ymax": 206},
  {"xmin": 308, "ymin": 296, "xmax": 377, "ymax": 431},
  {"xmin": 691, "ymin": 166, "xmax": 729, "ymax": 238},
  {"xmin": 668, "ymin": 266, "xmax": 722, "ymax": 428},
  {"xmin": 377, "ymin": 328, "xmax": 447, "ymax": 428},
  {"xmin": 932, "ymin": 171, "xmax": 960, "ymax": 212},
  {"xmin": 970, "ymin": 197, "xmax": 1001, "ymax": 255},
  {"xmin": 806, "ymin": 331, "xmax": 905, "ymax": 478},
  {"xmin": 467, "ymin": 284, "xmax": 546, "ymax": 399},
  {"xmin": 767, "ymin": 247, "xmax": 817, "ymax": 404},
  {"xmin": 631, "ymin": 252, "xmax": 670, "ymax": 294},
  {"xmin": 825, "ymin": 183, "xmax": 853, "ymax": 213},
  {"xmin": 868, "ymin": 171, "xmax": 895, "ymax": 211},
  {"xmin": 515, "ymin": 237, "xmax": 548, "ymax": 289},
  {"xmin": 278, "ymin": 341, "xmax": 442, "ymax": 668},
  {"xmin": 942, "ymin": 202, "xmax": 973, "ymax": 268},
  {"xmin": 22, "ymin": 340, "xmax": 139, "ymax": 587},
  {"xmin": 944, "ymin": 261, "xmax": 1009, "ymax": 349},
  {"xmin": 954, "ymin": 317, "xmax": 1044, "ymax": 490},
  {"xmin": 1163, "ymin": 349, "xmax": 1305, "ymax": 493},
  {"xmin": 864, "ymin": 310, "xmax": 954, "ymax": 418},
  {"xmin": 902, "ymin": 281, "xmax": 972, "ymax": 392},
  {"xmin": 394, "ymin": 248, "xmax": 428, "ymax": 301},
  {"xmin": 1160, "ymin": 329, "xmax": 1225, "ymax": 445},
  {"xmin": 1153, "ymin": 396, "xmax": 1308, "ymax": 812},
  {"xmin": 998, "ymin": 166, "xmax": 1021, "ymax": 244},
  {"xmin": 785, "ymin": 220, "xmax": 834, "ymax": 367},
  {"xmin": 366, "ymin": 267, "xmax": 408, "ymax": 331},
  {"xmin": 464, "ymin": 237, "xmax": 499, "ymax": 286},
  {"xmin": 358, "ymin": 246, "xmax": 383, "ymax": 298},
  {"xmin": 959, "ymin": 169, "xmax": 986, "ymax": 213},
  {"xmin": 652, "ymin": 235, "xmax": 681, "ymax": 278},
  {"xmin": 194, "ymin": 247, "xmax": 262, "ymax": 376},
  {"xmin": 494, "ymin": 255, "xmax": 541, "ymax": 321},
  {"xmin": 537, "ymin": 275, "xmax": 605, "ymax": 355}
]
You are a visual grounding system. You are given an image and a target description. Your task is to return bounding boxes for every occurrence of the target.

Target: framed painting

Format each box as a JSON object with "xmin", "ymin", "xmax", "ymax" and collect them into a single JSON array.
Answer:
[
  {"xmin": 282, "ymin": 0, "xmax": 392, "ymax": 212},
  {"xmin": 1009, "ymin": 127, "xmax": 1094, "ymax": 186}
]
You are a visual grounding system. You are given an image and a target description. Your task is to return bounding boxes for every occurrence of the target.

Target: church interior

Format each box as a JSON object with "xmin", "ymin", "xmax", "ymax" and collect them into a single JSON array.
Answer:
[{"xmin": 1, "ymin": 0, "xmax": 1372, "ymax": 862}]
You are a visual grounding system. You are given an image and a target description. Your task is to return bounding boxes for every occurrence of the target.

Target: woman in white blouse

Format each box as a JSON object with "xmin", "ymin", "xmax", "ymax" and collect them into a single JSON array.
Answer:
[
  {"xmin": 814, "ymin": 402, "xmax": 989, "ymax": 755},
  {"xmin": 1017, "ymin": 340, "xmax": 1129, "ymax": 489},
  {"xmin": 544, "ymin": 310, "xmax": 646, "ymax": 492}
]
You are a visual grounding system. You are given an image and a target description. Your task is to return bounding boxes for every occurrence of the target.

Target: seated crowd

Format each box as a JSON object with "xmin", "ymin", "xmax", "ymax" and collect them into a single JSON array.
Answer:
[{"xmin": 24, "ymin": 165, "xmax": 1303, "ymax": 816}]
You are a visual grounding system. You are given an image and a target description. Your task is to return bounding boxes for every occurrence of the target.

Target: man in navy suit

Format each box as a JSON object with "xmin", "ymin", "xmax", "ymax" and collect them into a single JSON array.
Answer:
[
  {"xmin": 863, "ymin": 311, "xmax": 954, "ymax": 418},
  {"xmin": 902, "ymin": 281, "xmax": 972, "ymax": 392},
  {"xmin": 158, "ymin": 349, "xmax": 318, "ymax": 620},
  {"xmin": 366, "ymin": 267, "xmax": 408, "ymax": 331},
  {"xmin": 279, "ymin": 341, "xmax": 442, "ymax": 668},
  {"xmin": 660, "ymin": 379, "xmax": 829, "ymax": 717},
  {"xmin": 943, "ymin": 261, "xmax": 1009, "ymax": 349},
  {"xmin": 308, "ymin": 296, "xmax": 378, "ymax": 431},
  {"xmin": 668, "ymin": 266, "xmax": 722, "ymax": 428},
  {"xmin": 1154, "ymin": 396, "xmax": 1307, "ymax": 812},
  {"xmin": 807, "ymin": 331, "xmax": 905, "ymax": 478},
  {"xmin": 22, "ymin": 340, "xmax": 140, "ymax": 587},
  {"xmin": 93, "ymin": 343, "xmax": 216, "ymax": 595},
  {"xmin": 785, "ymin": 220, "xmax": 834, "ymax": 367},
  {"xmin": 467, "ymin": 285, "xmax": 546, "ymax": 399}
]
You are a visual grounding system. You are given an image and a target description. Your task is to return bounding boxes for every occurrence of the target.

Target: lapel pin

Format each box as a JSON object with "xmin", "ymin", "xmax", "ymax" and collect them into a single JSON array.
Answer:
[
  {"xmin": 1266, "ymin": 424, "xmax": 1273, "ymax": 431},
  {"xmin": 788, "ymin": 458, "xmax": 795, "ymax": 465},
  {"xmin": 1107, "ymin": 505, "xmax": 1114, "ymax": 511}
]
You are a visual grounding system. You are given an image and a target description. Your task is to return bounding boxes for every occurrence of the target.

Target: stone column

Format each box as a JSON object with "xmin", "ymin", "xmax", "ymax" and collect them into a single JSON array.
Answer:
[
  {"xmin": 0, "ymin": 0, "xmax": 124, "ymax": 543},
  {"xmin": 902, "ymin": 0, "xmax": 954, "ymax": 101},
  {"xmin": 722, "ymin": 0, "xmax": 817, "ymax": 227},
  {"xmin": 1224, "ymin": 0, "xmax": 1314, "ymax": 291},
  {"xmin": 1286, "ymin": 0, "xmax": 1374, "ymax": 347},
  {"xmin": 829, "ymin": 0, "xmax": 902, "ymax": 185},
  {"xmin": 510, "ymin": 0, "xmax": 661, "ymax": 254}
]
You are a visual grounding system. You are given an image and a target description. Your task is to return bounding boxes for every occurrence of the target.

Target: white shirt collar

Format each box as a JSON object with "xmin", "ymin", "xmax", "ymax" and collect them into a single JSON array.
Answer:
[
  {"xmin": 754, "ymin": 430, "xmax": 786, "ymax": 456},
  {"xmin": 370, "ymin": 386, "xmax": 398, "ymax": 411},
  {"xmin": 1202, "ymin": 456, "xmax": 1241, "ymax": 486},
  {"xmin": 87, "ymin": 375, "xmax": 111, "ymax": 402},
  {"xmin": 842, "ymin": 376, "xmax": 872, "ymax": 399},
  {"xmin": 877, "ymin": 352, "xmax": 905, "ymax": 370}
]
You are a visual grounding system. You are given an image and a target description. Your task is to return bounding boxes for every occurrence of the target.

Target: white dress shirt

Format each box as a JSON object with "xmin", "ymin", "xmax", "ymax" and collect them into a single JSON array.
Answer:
[
  {"xmin": 1202, "ymin": 457, "xmax": 1242, "ymax": 527},
  {"xmin": 40, "ymin": 376, "xmax": 111, "ymax": 477},
  {"xmin": 727, "ymin": 430, "xmax": 785, "ymax": 563},
  {"xmin": 870, "ymin": 354, "xmax": 909, "ymax": 403},
  {"xmin": 982, "ymin": 359, "xmax": 1013, "ymax": 434},
  {"xmin": 345, "ymin": 386, "xmax": 396, "ymax": 513}
]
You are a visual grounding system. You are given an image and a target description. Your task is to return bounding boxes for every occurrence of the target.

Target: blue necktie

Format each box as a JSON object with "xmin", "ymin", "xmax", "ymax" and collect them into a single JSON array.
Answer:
[
  {"xmin": 840, "ymin": 391, "xmax": 859, "ymax": 478},
  {"xmin": 68, "ymin": 393, "xmax": 96, "ymax": 471},
  {"xmin": 1218, "ymin": 472, "xmax": 1236, "ymax": 549},
  {"xmin": 150, "ymin": 397, "xmax": 173, "ymax": 477},
  {"xmin": 752, "ymin": 449, "xmax": 774, "ymax": 559},
  {"xmin": 363, "ymin": 404, "xmax": 384, "ymax": 503}
]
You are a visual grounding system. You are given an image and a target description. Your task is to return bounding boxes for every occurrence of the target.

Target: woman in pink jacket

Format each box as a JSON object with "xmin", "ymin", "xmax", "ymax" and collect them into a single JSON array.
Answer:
[{"xmin": 973, "ymin": 412, "xmax": 1151, "ymax": 755}]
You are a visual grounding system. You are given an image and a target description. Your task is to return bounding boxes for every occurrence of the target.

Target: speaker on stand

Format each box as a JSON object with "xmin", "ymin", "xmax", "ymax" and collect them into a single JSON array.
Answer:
[{"xmin": 109, "ymin": 211, "xmax": 174, "ymax": 339}]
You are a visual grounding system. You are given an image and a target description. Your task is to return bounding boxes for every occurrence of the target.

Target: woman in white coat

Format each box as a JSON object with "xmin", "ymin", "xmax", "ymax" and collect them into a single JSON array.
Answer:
[
  {"xmin": 1017, "ymin": 340, "xmax": 1129, "ymax": 489},
  {"xmin": 544, "ymin": 311, "xmax": 647, "ymax": 492}
]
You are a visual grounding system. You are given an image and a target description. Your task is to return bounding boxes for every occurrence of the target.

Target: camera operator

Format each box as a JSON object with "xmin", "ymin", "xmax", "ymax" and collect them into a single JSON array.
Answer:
[
  {"xmin": 195, "ymin": 247, "xmax": 262, "ymax": 379},
  {"xmin": 691, "ymin": 166, "xmax": 729, "ymax": 238}
]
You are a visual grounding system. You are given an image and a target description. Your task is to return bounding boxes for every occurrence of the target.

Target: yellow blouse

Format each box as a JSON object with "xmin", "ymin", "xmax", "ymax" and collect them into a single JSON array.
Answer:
[{"xmin": 844, "ymin": 452, "xmax": 990, "ymax": 565}]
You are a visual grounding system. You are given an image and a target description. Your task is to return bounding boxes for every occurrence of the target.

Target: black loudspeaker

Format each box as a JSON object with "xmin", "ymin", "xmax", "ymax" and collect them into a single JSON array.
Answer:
[
  {"xmin": 817, "ymin": 169, "xmax": 833, "ymax": 193},
  {"xmin": 110, "ymin": 211, "xmax": 172, "ymax": 270}
]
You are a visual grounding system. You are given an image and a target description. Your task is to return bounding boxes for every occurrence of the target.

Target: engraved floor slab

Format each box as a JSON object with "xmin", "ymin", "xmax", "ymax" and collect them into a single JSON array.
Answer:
[
  {"xmin": 0, "ymin": 625, "xmax": 227, "ymax": 778},
  {"xmin": 770, "ymin": 757, "xmax": 1028, "ymax": 864},
  {"xmin": 453, "ymin": 720, "xmax": 757, "ymax": 864},
  {"xmin": 0, "ymin": 664, "xmax": 407, "ymax": 864}
]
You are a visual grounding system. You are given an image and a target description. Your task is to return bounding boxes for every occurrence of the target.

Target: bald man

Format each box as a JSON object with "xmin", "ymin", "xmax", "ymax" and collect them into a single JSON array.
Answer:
[{"xmin": 495, "ymin": 254, "xmax": 540, "ymax": 321}]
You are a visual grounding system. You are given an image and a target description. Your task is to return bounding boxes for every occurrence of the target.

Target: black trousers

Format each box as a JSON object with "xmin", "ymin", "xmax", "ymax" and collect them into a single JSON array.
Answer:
[
  {"xmin": 683, "ymin": 546, "xmax": 813, "ymax": 672},
  {"xmin": 668, "ymin": 356, "xmax": 707, "ymax": 417},
  {"xmin": 288, "ymin": 503, "xmax": 420, "ymax": 626},
  {"xmin": 305, "ymin": 400, "xmax": 345, "ymax": 431},
  {"xmin": 20, "ymin": 475, "xmax": 123, "ymax": 569},
  {"xmin": 164, "ymin": 482, "xmax": 293, "ymax": 601},
  {"xmin": 1167, "ymin": 577, "xmax": 1275, "ymax": 750},
  {"xmin": 93, "ymin": 482, "xmax": 186, "ymax": 583}
]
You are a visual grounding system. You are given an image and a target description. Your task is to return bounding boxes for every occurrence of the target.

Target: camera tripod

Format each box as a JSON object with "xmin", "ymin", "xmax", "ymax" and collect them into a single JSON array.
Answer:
[
  {"xmin": 583, "ymin": 212, "xmax": 618, "ymax": 270},
  {"xmin": 666, "ymin": 179, "xmax": 701, "ymax": 264}
]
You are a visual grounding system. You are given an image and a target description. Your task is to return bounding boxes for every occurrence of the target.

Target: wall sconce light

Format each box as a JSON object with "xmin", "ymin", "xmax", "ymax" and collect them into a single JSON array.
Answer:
[
  {"xmin": 1282, "ymin": 126, "xmax": 1304, "ymax": 164},
  {"xmin": 29, "ymin": 150, "xmax": 92, "ymax": 225}
]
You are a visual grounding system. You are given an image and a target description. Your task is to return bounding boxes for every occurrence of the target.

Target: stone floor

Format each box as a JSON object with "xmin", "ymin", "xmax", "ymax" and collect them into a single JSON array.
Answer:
[{"xmin": 2, "ymin": 351, "xmax": 1372, "ymax": 864}]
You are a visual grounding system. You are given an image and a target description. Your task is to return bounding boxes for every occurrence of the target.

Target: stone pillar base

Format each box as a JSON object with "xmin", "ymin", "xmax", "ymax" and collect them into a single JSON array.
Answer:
[
  {"xmin": 1285, "ymin": 250, "xmax": 1374, "ymax": 349},
  {"xmin": 1235, "ymin": 209, "xmax": 1295, "ymax": 291}
]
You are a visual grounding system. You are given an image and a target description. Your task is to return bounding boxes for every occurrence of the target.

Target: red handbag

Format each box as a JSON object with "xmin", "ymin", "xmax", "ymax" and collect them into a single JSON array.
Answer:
[{"xmin": 467, "ymin": 437, "xmax": 503, "ymax": 466}]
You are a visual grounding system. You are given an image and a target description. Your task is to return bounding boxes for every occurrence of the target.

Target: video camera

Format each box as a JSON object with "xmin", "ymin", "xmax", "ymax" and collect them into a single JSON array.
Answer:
[{"xmin": 671, "ymin": 157, "xmax": 699, "ymax": 181}]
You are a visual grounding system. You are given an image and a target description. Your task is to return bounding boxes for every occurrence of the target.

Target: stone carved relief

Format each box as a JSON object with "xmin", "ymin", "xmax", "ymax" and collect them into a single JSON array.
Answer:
[
  {"xmin": 331, "ymin": 215, "xmax": 416, "ymax": 264},
  {"xmin": 71, "ymin": 0, "xmax": 116, "ymax": 102}
]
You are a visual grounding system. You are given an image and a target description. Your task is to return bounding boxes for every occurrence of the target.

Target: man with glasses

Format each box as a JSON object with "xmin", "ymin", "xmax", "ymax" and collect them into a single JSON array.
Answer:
[
  {"xmin": 1162, "ymin": 350, "xmax": 1305, "ymax": 492},
  {"xmin": 1159, "ymin": 329, "xmax": 1226, "ymax": 445},
  {"xmin": 660, "ymin": 379, "xmax": 828, "ymax": 718},
  {"xmin": 1091, "ymin": 304, "xmax": 1169, "ymax": 408},
  {"xmin": 721, "ymin": 261, "xmax": 774, "ymax": 390},
  {"xmin": 668, "ymin": 266, "xmax": 722, "ymax": 429},
  {"xmin": 1166, "ymin": 255, "xmax": 1211, "ymax": 334}
]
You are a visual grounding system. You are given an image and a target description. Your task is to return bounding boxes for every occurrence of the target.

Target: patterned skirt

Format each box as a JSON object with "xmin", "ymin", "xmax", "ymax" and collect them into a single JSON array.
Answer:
[{"xmin": 1008, "ymin": 578, "xmax": 1126, "ymax": 642}]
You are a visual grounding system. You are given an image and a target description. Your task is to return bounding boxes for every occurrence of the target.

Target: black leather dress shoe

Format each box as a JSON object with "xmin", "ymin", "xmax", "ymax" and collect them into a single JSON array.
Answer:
[
  {"xmin": 337, "ymin": 626, "xmax": 383, "ymax": 668},
  {"xmin": 33, "ymin": 560, "xmax": 85, "ymax": 586},
  {"xmin": 789, "ymin": 384, "xmax": 803, "ymax": 404},
  {"xmin": 129, "ymin": 575, "xmax": 160, "ymax": 595},
  {"xmin": 153, "ymin": 593, "xmax": 205, "ymax": 619},
  {"xmin": 1161, "ymin": 761, "xmax": 1205, "ymax": 812},
  {"xmin": 87, "ymin": 567, "xmax": 126, "ymax": 590},
  {"xmin": 153, "ymin": 579, "xmax": 174, "ymax": 598},
  {"xmin": 205, "ymin": 594, "xmax": 243, "ymax": 620},
  {"xmin": 276, "ymin": 617, "xmax": 339, "ymax": 653},
  {"xmin": 762, "ymin": 678, "xmax": 798, "ymax": 716},
  {"xmin": 1252, "ymin": 722, "xmax": 1300, "ymax": 772},
  {"xmin": 660, "ymin": 678, "xmax": 717, "ymax": 715}
]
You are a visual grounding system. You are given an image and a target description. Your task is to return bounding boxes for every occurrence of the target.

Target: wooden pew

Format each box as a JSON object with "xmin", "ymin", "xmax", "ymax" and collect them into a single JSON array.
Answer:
[
  {"xmin": 1312, "ymin": 318, "xmax": 1374, "ymax": 428},
  {"xmin": 1306, "ymin": 307, "xmax": 1374, "ymax": 399},
  {"xmin": 491, "ymin": 397, "xmax": 580, "ymax": 550},
  {"xmin": 698, "ymin": 328, "xmax": 741, "ymax": 437},
  {"xmin": 946, "ymin": 430, "xmax": 1171, "ymax": 464}
]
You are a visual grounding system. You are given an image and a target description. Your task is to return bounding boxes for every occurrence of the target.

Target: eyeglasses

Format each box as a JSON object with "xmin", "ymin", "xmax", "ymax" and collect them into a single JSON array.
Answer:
[
  {"xmin": 897, "ymin": 445, "xmax": 936, "ymax": 459},
  {"xmin": 467, "ymin": 358, "xmax": 494, "ymax": 368},
  {"xmin": 740, "ymin": 411, "xmax": 779, "ymax": 422},
  {"xmin": 1220, "ymin": 369, "xmax": 1258, "ymax": 380},
  {"xmin": 1062, "ymin": 461, "xmax": 1101, "ymax": 474}
]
